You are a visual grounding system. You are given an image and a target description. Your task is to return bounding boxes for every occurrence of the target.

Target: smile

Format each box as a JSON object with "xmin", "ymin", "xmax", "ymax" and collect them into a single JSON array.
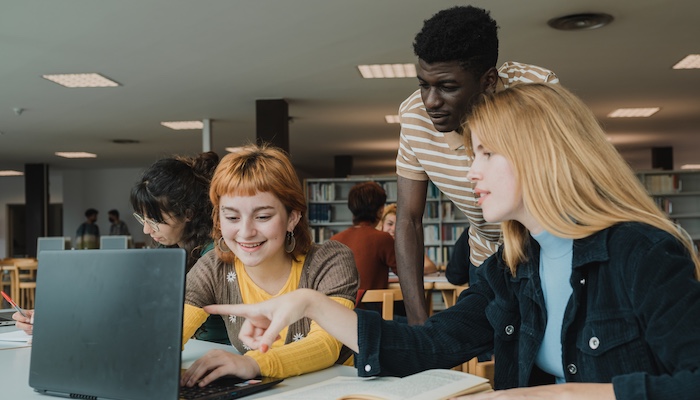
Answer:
[{"xmin": 237, "ymin": 241, "xmax": 264, "ymax": 249}]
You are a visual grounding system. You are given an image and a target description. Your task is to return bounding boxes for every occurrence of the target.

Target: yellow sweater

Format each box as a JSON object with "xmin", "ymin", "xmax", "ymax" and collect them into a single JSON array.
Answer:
[{"xmin": 183, "ymin": 242, "xmax": 358, "ymax": 377}]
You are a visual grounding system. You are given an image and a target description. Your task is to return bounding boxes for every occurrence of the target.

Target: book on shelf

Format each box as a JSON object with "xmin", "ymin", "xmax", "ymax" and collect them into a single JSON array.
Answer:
[
  {"xmin": 261, "ymin": 369, "xmax": 491, "ymax": 400},
  {"xmin": 643, "ymin": 173, "xmax": 681, "ymax": 194}
]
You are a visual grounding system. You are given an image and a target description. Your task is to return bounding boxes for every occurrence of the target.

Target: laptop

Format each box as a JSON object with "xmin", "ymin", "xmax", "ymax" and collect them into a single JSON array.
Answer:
[
  {"xmin": 0, "ymin": 309, "xmax": 16, "ymax": 326},
  {"xmin": 29, "ymin": 249, "xmax": 283, "ymax": 400}
]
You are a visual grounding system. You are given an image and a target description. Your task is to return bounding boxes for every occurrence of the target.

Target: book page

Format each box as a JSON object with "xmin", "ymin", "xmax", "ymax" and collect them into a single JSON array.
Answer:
[
  {"xmin": 259, "ymin": 370, "xmax": 490, "ymax": 400},
  {"xmin": 259, "ymin": 376, "xmax": 400, "ymax": 400},
  {"xmin": 357, "ymin": 369, "xmax": 489, "ymax": 400}
]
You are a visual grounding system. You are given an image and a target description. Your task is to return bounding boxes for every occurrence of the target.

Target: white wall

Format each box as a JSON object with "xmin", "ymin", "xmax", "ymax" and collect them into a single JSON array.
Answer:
[
  {"xmin": 0, "ymin": 167, "xmax": 145, "ymax": 258},
  {"xmin": 61, "ymin": 168, "xmax": 145, "ymax": 246}
]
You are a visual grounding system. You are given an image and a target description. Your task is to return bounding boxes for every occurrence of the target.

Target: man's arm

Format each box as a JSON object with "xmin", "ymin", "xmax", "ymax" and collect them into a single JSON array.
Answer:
[{"xmin": 396, "ymin": 176, "xmax": 429, "ymax": 324}]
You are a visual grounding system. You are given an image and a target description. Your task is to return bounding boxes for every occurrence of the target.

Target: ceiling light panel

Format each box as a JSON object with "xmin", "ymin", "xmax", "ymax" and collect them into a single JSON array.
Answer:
[
  {"xmin": 161, "ymin": 121, "xmax": 204, "ymax": 130},
  {"xmin": 42, "ymin": 73, "xmax": 120, "ymax": 88},
  {"xmin": 55, "ymin": 152, "xmax": 97, "ymax": 158},
  {"xmin": 0, "ymin": 170, "xmax": 24, "ymax": 176},
  {"xmin": 607, "ymin": 108, "xmax": 660, "ymax": 118},
  {"xmin": 358, "ymin": 63, "xmax": 416, "ymax": 79},
  {"xmin": 673, "ymin": 54, "xmax": 700, "ymax": 69},
  {"xmin": 681, "ymin": 164, "xmax": 700, "ymax": 170}
]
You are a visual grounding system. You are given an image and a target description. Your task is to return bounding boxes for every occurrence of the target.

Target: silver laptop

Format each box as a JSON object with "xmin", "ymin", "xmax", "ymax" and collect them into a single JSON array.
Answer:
[
  {"xmin": 29, "ymin": 249, "xmax": 282, "ymax": 400},
  {"xmin": 0, "ymin": 309, "xmax": 16, "ymax": 326}
]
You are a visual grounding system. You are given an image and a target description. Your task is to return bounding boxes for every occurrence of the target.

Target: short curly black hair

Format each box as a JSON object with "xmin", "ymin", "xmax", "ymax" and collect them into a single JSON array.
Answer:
[{"xmin": 413, "ymin": 6, "xmax": 499, "ymax": 77}]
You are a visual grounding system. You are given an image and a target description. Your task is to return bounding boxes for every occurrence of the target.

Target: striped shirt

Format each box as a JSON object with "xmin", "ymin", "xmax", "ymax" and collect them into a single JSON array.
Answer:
[{"xmin": 396, "ymin": 61, "xmax": 559, "ymax": 266}]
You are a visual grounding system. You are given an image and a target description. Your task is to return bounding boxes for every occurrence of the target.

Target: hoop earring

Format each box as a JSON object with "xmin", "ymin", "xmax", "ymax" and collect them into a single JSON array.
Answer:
[
  {"xmin": 284, "ymin": 231, "xmax": 296, "ymax": 254},
  {"xmin": 217, "ymin": 237, "xmax": 231, "ymax": 253}
]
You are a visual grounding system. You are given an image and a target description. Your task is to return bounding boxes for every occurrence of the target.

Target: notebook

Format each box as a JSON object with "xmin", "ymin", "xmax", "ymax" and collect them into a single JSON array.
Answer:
[{"xmin": 29, "ymin": 249, "xmax": 283, "ymax": 400}]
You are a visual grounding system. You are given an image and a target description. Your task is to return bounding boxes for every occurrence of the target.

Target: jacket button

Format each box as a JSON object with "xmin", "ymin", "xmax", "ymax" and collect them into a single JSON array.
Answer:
[
  {"xmin": 589, "ymin": 336, "xmax": 600, "ymax": 350},
  {"xmin": 364, "ymin": 364, "xmax": 372, "ymax": 372},
  {"xmin": 580, "ymin": 278, "xmax": 586, "ymax": 285},
  {"xmin": 567, "ymin": 363, "xmax": 578, "ymax": 375},
  {"xmin": 505, "ymin": 325, "xmax": 515, "ymax": 335}
]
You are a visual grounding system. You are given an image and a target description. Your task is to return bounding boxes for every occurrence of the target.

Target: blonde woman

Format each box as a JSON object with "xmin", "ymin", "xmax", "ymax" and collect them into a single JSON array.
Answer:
[
  {"xmin": 378, "ymin": 204, "xmax": 437, "ymax": 275},
  {"xmin": 203, "ymin": 84, "xmax": 700, "ymax": 400},
  {"xmin": 180, "ymin": 144, "xmax": 358, "ymax": 387}
]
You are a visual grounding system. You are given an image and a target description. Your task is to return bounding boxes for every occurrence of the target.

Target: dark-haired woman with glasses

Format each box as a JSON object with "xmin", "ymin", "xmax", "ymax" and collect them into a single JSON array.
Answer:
[
  {"xmin": 130, "ymin": 152, "xmax": 219, "ymax": 272},
  {"xmin": 129, "ymin": 151, "xmax": 230, "ymax": 344}
]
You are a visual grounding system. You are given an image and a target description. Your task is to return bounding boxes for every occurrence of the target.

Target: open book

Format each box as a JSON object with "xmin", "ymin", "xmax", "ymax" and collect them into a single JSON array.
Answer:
[{"xmin": 261, "ymin": 369, "xmax": 492, "ymax": 400}]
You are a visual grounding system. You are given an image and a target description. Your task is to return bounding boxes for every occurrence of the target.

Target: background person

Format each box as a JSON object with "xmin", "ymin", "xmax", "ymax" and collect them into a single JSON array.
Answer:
[
  {"xmin": 180, "ymin": 144, "xmax": 358, "ymax": 386},
  {"xmin": 204, "ymin": 84, "xmax": 700, "ymax": 399},
  {"xmin": 331, "ymin": 182, "xmax": 397, "ymax": 304},
  {"xmin": 107, "ymin": 209, "xmax": 130, "ymax": 236},
  {"xmin": 378, "ymin": 204, "xmax": 437, "ymax": 275},
  {"xmin": 75, "ymin": 208, "xmax": 99, "ymax": 249},
  {"xmin": 394, "ymin": 5, "xmax": 559, "ymax": 324}
]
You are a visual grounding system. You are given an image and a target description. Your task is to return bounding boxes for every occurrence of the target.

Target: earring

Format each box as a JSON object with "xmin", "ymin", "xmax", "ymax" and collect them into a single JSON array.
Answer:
[
  {"xmin": 217, "ymin": 237, "xmax": 231, "ymax": 253},
  {"xmin": 284, "ymin": 231, "xmax": 296, "ymax": 253}
]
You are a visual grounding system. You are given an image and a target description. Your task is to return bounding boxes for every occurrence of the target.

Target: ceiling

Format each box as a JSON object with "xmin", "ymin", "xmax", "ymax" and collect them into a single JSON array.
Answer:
[{"xmin": 1, "ymin": 0, "xmax": 699, "ymax": 178}]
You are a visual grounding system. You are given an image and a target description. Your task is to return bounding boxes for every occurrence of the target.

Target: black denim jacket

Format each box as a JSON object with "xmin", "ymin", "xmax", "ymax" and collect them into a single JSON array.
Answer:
[{"xmin": 356, "ymin": 222, "xmax": 700, "ymax": 400}]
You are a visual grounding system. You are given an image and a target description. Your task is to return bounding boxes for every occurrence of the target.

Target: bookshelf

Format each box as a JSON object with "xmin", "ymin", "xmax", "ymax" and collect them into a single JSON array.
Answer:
[
  {"xmin": 637, "ymin": 170, "xmax": 700, "ymax": 243},
  {"xmin": 305, "ymin": 177, "xmax": 469, "ymax": 265}
]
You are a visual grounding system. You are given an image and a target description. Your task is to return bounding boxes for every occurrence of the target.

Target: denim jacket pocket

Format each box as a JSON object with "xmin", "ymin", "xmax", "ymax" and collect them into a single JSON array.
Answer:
[{"xmin": 577, "ymin": 316, "xmax": 640, "ymax": 356}]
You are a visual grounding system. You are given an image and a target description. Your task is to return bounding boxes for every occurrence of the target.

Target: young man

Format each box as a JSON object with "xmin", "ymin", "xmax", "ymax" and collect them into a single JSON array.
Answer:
[
  {"xmin": 108, "ymin": 209, "xmax": 130, "ymax": 236},
  {"xmin": 75, "ymin": 208, "xmax": 100, "ymax": 249},
  {"xmin": 395, "ymin": 6, "xmax": 559, "ymax": 324}
]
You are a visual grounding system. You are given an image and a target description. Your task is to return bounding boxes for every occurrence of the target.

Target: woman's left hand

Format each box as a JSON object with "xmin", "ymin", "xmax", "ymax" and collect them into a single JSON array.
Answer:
[
  {"xmin": 180, "ymin": 349, "xmax": 261, "ymax": 387},
  {"xmin": 453, "ymin": 383, "xmax": 615, "ymax": 400}
]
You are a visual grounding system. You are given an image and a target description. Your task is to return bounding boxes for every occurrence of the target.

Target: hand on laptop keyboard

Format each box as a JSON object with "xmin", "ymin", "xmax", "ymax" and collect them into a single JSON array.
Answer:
[{"xmin": 181, "ymin": 349, "xmax": 261, "ymax": 388}]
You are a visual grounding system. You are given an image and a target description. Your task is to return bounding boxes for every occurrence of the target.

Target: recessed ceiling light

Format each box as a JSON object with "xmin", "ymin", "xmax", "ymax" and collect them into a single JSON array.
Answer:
[
  {"xmin": 607, "ymin": 108, "xmax": 660, "ymax": 118},
  {"xmin": 681, "ymin": 164, "xmax": 700, "ymax": 170},
  {"xmin": 385, "ymin": 115, "xmax": 400, "ymax": 123},
  {"xmin": 225, "ymin": 146, "xmax": 245, "ymax": 153},
  {"xmin": 161, "ymin": 121, "xmax": 204, "ymax": 130},
  {"xmin": 42, "ymin": 73, "xmax": 120, "ymax": 88},
  {"xmin": 673, "ymin": 54, "xmax": 700, "ymax": 69},
  {"xmin": 547, "ymin": 13, "xmax": 614, "ymax": 31},
  {"xmin": 112, "ymin": 139, "xmax": 140, "ymax": 144},
  {"xmin": 55, "ymin": 152, "xmax": 97, "ymax": 159},
  {"xmin": 0, "ymin": 170, "xmax": 23, "ymax": 176},
  {"xmin": 357, "ymin": 64, "xmax": 416, "ymax": 79}
]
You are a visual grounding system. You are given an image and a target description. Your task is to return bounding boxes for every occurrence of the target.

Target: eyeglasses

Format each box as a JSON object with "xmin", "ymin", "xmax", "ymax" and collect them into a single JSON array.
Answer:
[{"xmin": 133, "ymin": 212, "xmax": 161, "ymax": 232}]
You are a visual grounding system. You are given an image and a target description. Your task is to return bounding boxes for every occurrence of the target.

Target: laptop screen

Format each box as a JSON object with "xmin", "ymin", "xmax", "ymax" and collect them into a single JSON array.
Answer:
[{"xmin": 30, "ymin": 248, "xmax": 187, "ymax": 400}]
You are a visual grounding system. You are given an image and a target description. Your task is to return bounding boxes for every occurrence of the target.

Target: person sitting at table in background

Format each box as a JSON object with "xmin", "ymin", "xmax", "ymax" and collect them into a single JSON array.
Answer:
[
  {"xmin": 75, "ymin": 208, "xmax": 99, "ymax": 249},
  {"xmin": 180, "ymin": 144, "xmax": 358, "ymax": 386},
  {"xmin": 107, "ymin": 209, "xmax": 130, "ymax": 236},
  {"xmin": 378, "ymin": 204, "xmax": 437, "ymax": 275},
  {"xmin": 202, "ymin": 84, "xmax": 700, "ymax": 399},
  {"xmin": 131, "ymin": 151, "xmax": 229, "ymax": 344},
  {"xmin": 445, "ymin": 229, "xmax": 470, "ymax": 285},
  {"xmin": 331, "ymin": 182, "xmax": 397, "ymax": 305}
]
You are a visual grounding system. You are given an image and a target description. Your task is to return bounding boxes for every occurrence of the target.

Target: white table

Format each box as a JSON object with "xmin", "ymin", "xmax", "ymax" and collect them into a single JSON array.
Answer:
[{"xmin": 0, "ymin": 325, "xmax": 356, "ymax": 399}]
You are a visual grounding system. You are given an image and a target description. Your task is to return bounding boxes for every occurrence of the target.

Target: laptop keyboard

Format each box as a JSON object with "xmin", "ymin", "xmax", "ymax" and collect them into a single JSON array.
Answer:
[{"xmin": 179, "ymin": 377, "xmax": 264, "ymax": 400}]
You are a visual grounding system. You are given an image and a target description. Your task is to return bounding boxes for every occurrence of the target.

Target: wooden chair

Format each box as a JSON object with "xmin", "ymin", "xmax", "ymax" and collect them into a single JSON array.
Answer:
[
  {"xmin": 1, "ymin": 260, "xmax": 16, "ymax": 306},
  {"xmin": 359, "ymin": 288, "xmax": 404, "ymax": 320},
  {"xmin": 12, "ymin": 259, "xmax": 38, "ymax": 309}
]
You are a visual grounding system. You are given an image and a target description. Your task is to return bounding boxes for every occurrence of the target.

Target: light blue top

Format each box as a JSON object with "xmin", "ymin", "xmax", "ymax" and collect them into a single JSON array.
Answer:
[{"xmin": 532, "ymin": 230, "xmax": 573, "ymax": 383}]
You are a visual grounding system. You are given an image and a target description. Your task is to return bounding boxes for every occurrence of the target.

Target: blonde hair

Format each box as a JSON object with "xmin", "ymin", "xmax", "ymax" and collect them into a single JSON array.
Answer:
[
  {"xmin": 209, "ymin": 143, "xmax": 311, "ymax": 263},
  {"xmin": 465, "ymin": 83, "xmax": 700, "ymax": 278},
  {"xmin": 377, "ymin": 203, "xmax": 397, "ymax": 230}
]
